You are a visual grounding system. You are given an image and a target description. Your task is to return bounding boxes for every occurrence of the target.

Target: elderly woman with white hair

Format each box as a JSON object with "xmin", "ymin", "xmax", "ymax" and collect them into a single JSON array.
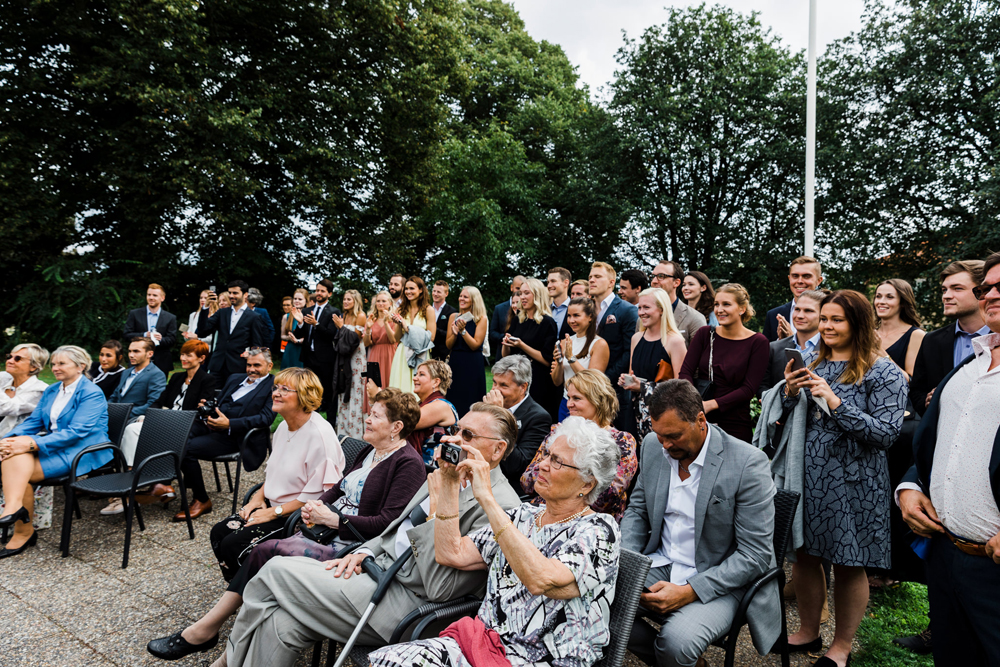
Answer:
[
  {"xmin": 0, "ymin": 344, "xmax": 50, "ymax": 437},
  {"xmin": 368, "ymin": 416, "xmax": 622, "ymax": 667},
  {"xmin": 0, "ymin": 345, "xmax": 110, "ymax": 558}
]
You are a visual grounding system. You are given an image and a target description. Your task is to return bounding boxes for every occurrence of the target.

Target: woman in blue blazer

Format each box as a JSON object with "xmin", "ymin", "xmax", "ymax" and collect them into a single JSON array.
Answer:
[{"xmin": 0, "ymin": 345, "xmax": 110, "ymax": 558}]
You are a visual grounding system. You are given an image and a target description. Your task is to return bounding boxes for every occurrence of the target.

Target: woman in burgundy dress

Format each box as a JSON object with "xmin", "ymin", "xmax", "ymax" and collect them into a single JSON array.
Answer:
[{"xmin": 679, "ymin": 283, "xmax": 769, "ymax": 443}]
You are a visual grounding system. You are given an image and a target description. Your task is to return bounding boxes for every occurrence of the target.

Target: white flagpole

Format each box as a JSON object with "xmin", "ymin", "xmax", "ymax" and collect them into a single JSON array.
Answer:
[{"xmin": 805, "ymin": 0, "xmax": 817, "ymax": 257}]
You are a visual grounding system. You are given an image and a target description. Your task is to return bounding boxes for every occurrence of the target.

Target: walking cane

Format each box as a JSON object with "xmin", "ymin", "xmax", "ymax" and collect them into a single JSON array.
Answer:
[{"xmin": 331, "ymin": 547, "xmax": 415, "ymax": 667}]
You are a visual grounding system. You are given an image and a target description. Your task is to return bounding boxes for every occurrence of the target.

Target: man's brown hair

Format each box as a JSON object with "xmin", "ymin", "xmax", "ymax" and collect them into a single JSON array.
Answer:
[{"xmin": 941, "ymin": 259, "xmax": 985, "ymax": 285}]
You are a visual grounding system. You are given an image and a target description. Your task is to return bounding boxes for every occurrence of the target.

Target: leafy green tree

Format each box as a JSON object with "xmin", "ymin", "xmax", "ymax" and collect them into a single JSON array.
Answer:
[{"xmin": 608, "ymin": 4, "xmax": 808, "ymax": 314}]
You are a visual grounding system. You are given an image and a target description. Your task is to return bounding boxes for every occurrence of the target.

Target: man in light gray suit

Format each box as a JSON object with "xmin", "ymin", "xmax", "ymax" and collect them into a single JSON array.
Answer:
[
  {"xmin": 623, "ymin": 379, "xmax": 780, "ymax": 667},
  {"xmin": 222, "ymin": 403, "xmax": 522, "ymax": 667},
  {"xmin": 650, "ymin": 261, "xmax": 707, "ymax": 345}
]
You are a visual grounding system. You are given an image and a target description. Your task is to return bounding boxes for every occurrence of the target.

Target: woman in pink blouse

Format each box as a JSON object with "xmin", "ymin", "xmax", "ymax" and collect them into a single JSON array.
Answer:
[{"xmin": 147, "ymin": 367, "xmax": 344, "ymax": 661}]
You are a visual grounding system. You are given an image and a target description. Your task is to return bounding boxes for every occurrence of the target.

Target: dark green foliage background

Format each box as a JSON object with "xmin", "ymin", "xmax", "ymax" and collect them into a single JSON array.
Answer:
[{"xmin": 1, "ymin": 0, "xmax": 997, "ymax": 351}]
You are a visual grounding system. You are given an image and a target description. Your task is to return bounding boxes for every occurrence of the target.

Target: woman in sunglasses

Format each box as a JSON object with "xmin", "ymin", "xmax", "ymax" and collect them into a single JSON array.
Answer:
[
  {"xmin": 368, "ymin": 416, "xmax": 621, "ymax": 667},
  {"xmin": 148, "ymin": 385, "xmax": 424, "ymax": 662},
  {"xmin": 780, "ymin": 290, "xmax": 907, "ymax": 667},
  {"xmin": 0, "ymin": 344, "xmax": 50, "ymax": 437},
  {"xmin": 521, "ymin": 369, "xmax": 637, "ymax": 521}
]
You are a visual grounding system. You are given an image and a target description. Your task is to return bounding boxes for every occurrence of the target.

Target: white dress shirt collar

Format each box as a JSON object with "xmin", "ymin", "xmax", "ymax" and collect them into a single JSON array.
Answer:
[
  {"xmin": 50, "ymin": 375, "xmax": 83, "ymax": 431},
  {"xmin": 508, "ymin": 395, "xmax": 529, "ymax": 415},
  {"xmin": 597, "ymin": 292, "xmax": 616, "ymax": 323}
]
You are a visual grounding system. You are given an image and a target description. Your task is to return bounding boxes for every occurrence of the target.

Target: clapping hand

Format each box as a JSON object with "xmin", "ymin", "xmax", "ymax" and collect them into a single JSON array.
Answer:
[
  {"xmin": 332, "ymin": 314, "xmax": 344, "ymax": 328},
  {"xmin": 291, "ymin": 307, "xmax": 304, "ymax": 324},
  {"xmin": 618, "ymin": 373, "xmax": 641, "ymax": 392},
  {"xmin": 776, "ymin": 314, "xmax": 792, "ymax": 340},
  {"xmin": 452, "ymin": 318, "xmax": 467, "ymax": 335},
  {"xmin": 560, "ymin": 335, "xmax": 574, "ymax": 360},
  {"xmin": 304, "ymin": 312, "xmax": 318, "ymax": 326}
]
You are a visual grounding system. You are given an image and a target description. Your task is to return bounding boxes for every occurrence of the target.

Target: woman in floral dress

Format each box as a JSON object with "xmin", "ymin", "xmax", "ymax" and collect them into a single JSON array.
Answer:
[
  {"xmin": 369, "ymin": 416, "xmax": 622, "ymax": 667},
  {"xmin": 336, "ymin": 289, "xmax": 367, "ymax": 439}
]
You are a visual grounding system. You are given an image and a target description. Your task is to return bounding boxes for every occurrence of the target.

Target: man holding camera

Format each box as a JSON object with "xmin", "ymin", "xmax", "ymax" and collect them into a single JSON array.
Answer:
[
  {"xmin": 221, "ymin": 403, "xmax": 522, "ymax": 666},
  {"xmin": 162, "ymin": 350, "xmax": 275, "ymax": 520}
]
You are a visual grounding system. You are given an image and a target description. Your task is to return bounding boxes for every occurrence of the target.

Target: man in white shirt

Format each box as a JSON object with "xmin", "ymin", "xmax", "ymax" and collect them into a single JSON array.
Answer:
[
  {"xmin": 547, "ymin": 267, "xmax": 572, "ymax": 337},
  {"xmin": 590, "ymin": 262, "xmax": 638, "ymax": 431},
  {"xmin": 388, "ymin": 274, "xmax": 405, "ymax": 308},
  {"xmin": 623, "ymin": 379, "xmax": 779, "ymax": 667},
  {"xmin": 430, "ymin": 280, "xmax": 456, "ymax": 361},
  {"xmin": 122, "ymin": 283, "xmax": 178, "ymax": 375},
  {"xmin": 896, "ymin": 251, "xmax": 1000, "ymax": 667}
]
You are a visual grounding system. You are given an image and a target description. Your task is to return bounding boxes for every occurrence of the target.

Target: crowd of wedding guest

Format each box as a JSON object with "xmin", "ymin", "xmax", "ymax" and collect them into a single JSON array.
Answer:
[{"xmin": 1, "ymin": 251, "xmax": 998, "ymax": 667}]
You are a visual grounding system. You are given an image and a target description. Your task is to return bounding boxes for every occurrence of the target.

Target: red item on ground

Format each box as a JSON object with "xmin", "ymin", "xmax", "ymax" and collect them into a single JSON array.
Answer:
[{"xmin": 439, "ymin": 616, "xmax": 511, "ymax": 667}]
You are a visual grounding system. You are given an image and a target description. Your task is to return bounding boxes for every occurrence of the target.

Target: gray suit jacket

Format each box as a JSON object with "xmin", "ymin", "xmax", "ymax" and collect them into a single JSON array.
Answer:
[
  {"xmin": 758, "ymin": 336, "xmax": 796, "ymax": 396},
  {"xmin": 672, "ymin": 300, "xmax": 707, "ymax": 346},
  {"xmin": 621, "ymin": 426, "xmax": 781, "ymax": 654},
  {"xmin": 345, "ymin": 466, "xmax": 521, "ymax": 639}
]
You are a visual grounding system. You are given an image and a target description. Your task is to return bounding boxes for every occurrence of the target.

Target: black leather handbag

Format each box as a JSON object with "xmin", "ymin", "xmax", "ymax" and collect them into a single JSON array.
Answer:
[{"xmin": 693, "ymin": 327, "xmax": 716, "ymax": 399}]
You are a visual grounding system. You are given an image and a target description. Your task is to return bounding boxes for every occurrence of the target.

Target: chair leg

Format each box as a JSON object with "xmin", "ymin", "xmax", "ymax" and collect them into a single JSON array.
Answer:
[
  {"xmin": 779, "ymin": 572, "xmax": 790, "ymax": 667},
  {"xmin": 176, "ymin": 473, "xmax": 195, "ymax": 540},
  {"xmin": 122, "ymin": 497, "xmax": 135, "ymax": 569},
  {"xmin": 325, "ymin": 640, "xmax": 338, "ymax": 667},
  {"xmin": 212, "ymin": 461, "xmax": 222, "ymax": 492},
  {"xmin": 73, "ymin": 496, "xmax": 82, "ymax": 519},
  {"xmin": 133, "ymin": 497, "xmax": 146, "ymax": 532},
  {"xmin": 223, "ymin": 461, "xmax": 234, "ymax": 493},
  {"xmin": 310, "ymin": 640, "xmax": 322, "ymax": 667},
  {"xmin": 60, "ymin": 484, "xmax": 75, "ymax": 558},
  {"xmin": 230, "ymin": 459, "xmax": 243, "ymax": 516}
]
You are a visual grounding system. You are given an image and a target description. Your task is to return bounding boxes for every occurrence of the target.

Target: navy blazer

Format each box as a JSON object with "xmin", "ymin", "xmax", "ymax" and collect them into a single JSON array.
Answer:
[
  {"xmin": 251, "ymin": 306, "xmax": 276, "ymax": 348},
  {"xmin": 212, "ymin": 373, "xmax": 275, "ymax": 471},
  {"xmin": 500, "ymin": 395, "xmax": 553, "ymax": 490},
  {"xmin": 597, "ymin": 295, "xmax": 639, "ymax": 388},
  {"xmin": 123, "ymin": 307, "xmax": 178, "ymax": 376},
  {"xmin": 431, "ymin": 303, "xmax": 457, "ymax": 361},
  {"xmin": 10, "ymin": 379, "xmax": 111, "ymax": 478},
  {"xmin": 196, "ymin": 306, "xmax": 268, "ymax": 375},
  {"xmin": 489, "ymin": 300, "xmax": 512, "ymax": 363},
  {"xmin": 902, "ymin": 353, "xmax": 1000, "ymax": 512},
  {"xmin": 109, "ymin": 364, "xmax": 168, "ymax": 416},
  {"xmin": 300, "ymin": 303, "xmax": 342, "ymax": 367},
  {"xmin": 909, "ymin": 322, "xmax": 958, "ymax": 417},
  {"xmin": 762, "ymin": 301, "xmax": 793, "ymax": 343}
]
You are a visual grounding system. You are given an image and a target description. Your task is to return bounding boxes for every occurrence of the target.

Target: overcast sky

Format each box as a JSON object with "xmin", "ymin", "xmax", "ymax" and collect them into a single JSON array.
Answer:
[{"xmin": 507, "ymin": 0, "xmax": 868, "ymax": 95}]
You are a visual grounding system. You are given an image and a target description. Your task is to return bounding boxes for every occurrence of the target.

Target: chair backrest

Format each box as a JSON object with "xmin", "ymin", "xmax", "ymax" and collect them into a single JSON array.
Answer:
[
  {"xmin": 595, "ymin": 548, "xmax": 652, "ymax": 667},
  {"xmin": 772, "ymin": 489, "xmax": 800, "ymax": 568},
  {"xmin": 340, "ymin": 436, "xmax": 368, "ymax": 472},
  {"xmin": 133, "ymin": 410, "xmax": 197, "ymax": 480},
  {"xmin": 106, "ymin": 403, "xmax": 133, "ymax": 447}
]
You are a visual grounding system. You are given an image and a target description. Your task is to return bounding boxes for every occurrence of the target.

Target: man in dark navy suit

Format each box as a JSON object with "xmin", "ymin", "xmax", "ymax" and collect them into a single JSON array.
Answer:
[
  {"xmin": 171, "ymin": 350, "xmax": 276, "ymax": 520},
  {"xmin": 123, "ymin": 283, "xmax": 178, "ymax": 376},
  {"xmin": 590, "ymin": 262, "xmax": 638, "ymax": 432},
  {"xmin": 896, "ymin": 251, "xmax": 1000, "ymax": 666},
  {"xmin": 488, "ymin": 275, "xmax": 526, "ymax": 364},
  {"xmin": 430, "ymin": 280, "xmax": 457, "ymax": 361},
  {"xmin": 197, "ymin": 280, "xmax": 268, "ymax": 382},
  {"xmin": 486, "ymin": 354, "xmax": 552, "ymax": 489},
  {"xmin": 300, "ymin": 278, "xmax": 342, "ymax": 415},
  {"xmin": 761, "ymin": 256, "xmax": 823, "ymax": 342}
]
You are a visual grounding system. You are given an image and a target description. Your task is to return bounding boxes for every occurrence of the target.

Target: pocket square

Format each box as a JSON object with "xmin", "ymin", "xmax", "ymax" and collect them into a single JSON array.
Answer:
[{"xmin": 606, "ymin": 314, "xmax": 617, "ymax": 324}]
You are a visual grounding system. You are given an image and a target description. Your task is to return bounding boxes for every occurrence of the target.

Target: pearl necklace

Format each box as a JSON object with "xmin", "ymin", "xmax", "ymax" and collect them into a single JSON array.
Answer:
[
  {"xmin": 535, "ymin": 506, "xmax": 591, "ymax": 529},
  {"xmin": 372, "ymin": 441, "xmax": 404, "ymax": 466}
]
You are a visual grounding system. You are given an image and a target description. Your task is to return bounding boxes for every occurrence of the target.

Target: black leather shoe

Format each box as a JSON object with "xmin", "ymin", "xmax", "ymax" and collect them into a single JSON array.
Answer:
[
  {"xmin": 0, "ymin": 506, "xmax": 30, "ymax": 541},
  {"xmin": 147, "ymin": 630, "xmax": 219, "ymax": 661},
  {"xmin": 812, "ymin": 655, "xmax": 851, "ymax": 667},
  {"xmin": 0, "ymin": 530, "xmax": 37, "ymax": 559},
  {"xmin": 788, "ymin": 637, "xmax": 823, "ymax": 653},
  {"xmin": 893, "ymin": 627, "xmax": 932, "ymax": 654}
]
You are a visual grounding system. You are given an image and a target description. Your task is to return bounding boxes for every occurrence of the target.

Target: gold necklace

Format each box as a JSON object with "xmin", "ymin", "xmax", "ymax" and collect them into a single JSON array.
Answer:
[{"xmin": 535, "ymin": 506, "xmax": 591, "ymax": 529}]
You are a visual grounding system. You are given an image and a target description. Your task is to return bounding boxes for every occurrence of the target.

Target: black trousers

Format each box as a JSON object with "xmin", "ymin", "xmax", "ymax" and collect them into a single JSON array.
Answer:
[
  {"xmin": 209, "ymin": 512, "xmax": 286, "ymax": 583},
  {"xmin": 180, "ymin": 423, "xmax": 239, "ymax": 503},
  {"xmin": 306, "ymin": 358, "xmax": 337, "ymax": 418},
  {"xmin": 928, "ymin": 534, "xmax": 1000, "ymax": 667}
]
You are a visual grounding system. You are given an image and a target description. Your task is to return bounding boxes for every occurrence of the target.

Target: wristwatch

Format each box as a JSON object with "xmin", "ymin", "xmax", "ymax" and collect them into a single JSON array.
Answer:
[
  {"xmin": 567, "ymin": 355, "xmax": 578, "ymax": 364},
  {"xmin": 274, "ymin": 505, "xmax": 284, "ymax": 516}
]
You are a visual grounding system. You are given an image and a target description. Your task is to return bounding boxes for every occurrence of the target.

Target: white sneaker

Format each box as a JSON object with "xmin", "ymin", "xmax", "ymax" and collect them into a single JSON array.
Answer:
[{"xmin": 100, "ymin": 499, "xmax": 124, "ymax": 515}]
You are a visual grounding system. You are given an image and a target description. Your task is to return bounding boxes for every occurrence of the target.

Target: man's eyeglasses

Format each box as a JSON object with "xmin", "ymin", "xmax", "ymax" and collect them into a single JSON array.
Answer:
[
  {"xmin": 651, "ymin": 273, "xmax": 676, "ymax": 281},
  {"xmin": 5, "ymin": 354, "xmax": 25, "ymax": 363},
  {"xmin": 539, "ymin": 449, "xmax": 581, "ymax": 471},
  {"xmin": 445, "ymin": 424, "xmax": 506, "ymax": 443},
  {"xmin": 973, "ymin": 282, "xmax": 1000, "ymax": 300},
  {"xmin": 271, "ymin": 385, "xmax": 298, "ymax": 396}
]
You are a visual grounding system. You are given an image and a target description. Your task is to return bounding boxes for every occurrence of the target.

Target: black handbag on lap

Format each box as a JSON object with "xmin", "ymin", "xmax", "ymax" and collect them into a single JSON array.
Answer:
[{"xmin": 693, "ymin": 327, "xmax": 716, "ymax": 399}]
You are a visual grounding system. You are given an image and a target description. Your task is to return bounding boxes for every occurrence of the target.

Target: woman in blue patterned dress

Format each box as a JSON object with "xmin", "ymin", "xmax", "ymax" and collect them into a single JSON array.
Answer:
[
  {"xmin": 368, "ymin": 416, "xmax": 622, "ymax": 667},
  {"xmin": 782, "ymin": 291, "xmax": 906, "ymax": 667}
]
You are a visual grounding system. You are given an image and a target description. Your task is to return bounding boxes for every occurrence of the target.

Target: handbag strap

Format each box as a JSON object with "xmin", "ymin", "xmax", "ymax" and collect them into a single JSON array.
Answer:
[{"xmin": 708, "ymin": 326, "xmax": 715, "ymax": 382}]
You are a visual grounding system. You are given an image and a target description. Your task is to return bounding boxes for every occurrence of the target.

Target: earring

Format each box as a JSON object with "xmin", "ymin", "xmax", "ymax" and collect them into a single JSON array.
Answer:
[{"xmin": 578, "ymin": 493, "xmax": 584, "ymax": 497}]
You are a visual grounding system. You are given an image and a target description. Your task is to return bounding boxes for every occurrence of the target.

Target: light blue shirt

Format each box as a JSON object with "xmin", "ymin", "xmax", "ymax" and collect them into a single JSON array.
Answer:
[
  {"xmin": 551, "ymin": 300, "xmax": 569, "ymax": 332},
  {"xmin": 146, "ymin": 308, "xmax": 160, "ymax": 331},
  {"xmin": 954, "ymin": 321, "xmax": 991, "ymax": 367},
  {"xmin": 794, "ymin": 332, "xmax": 821, "ymax": 355}
]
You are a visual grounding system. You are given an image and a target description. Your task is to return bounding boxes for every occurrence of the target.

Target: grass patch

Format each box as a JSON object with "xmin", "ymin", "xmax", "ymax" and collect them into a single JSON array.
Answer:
[{"xmin": 853, "ymin": 582, "xmax": 931, "ymax": 667}]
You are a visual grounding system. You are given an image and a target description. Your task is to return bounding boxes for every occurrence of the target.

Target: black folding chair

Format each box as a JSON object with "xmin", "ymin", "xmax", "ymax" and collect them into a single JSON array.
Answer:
[
  {"xmin": 339, "ymin": 436, "xmax": 368, "ymax": 472},
  {"xmin": 64, "ymin": 410, "xmax": 198, "ymax": 568},
  {"xmin": 40, "ymin": 402, "xmax": 134, "ymax": 557},
  {"xmin": 347, "ymin": 548, "xmax": 652, "ymax": 667},
  {"xmin": 637, "ymin": 488, "xmax": 800, "ymax": 667}
]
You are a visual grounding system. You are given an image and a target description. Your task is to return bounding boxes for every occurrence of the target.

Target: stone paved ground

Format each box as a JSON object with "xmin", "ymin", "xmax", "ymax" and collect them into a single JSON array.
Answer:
[{"xmin": 0, "ymin": 461, "xmax": 843, "ymax": 667}]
